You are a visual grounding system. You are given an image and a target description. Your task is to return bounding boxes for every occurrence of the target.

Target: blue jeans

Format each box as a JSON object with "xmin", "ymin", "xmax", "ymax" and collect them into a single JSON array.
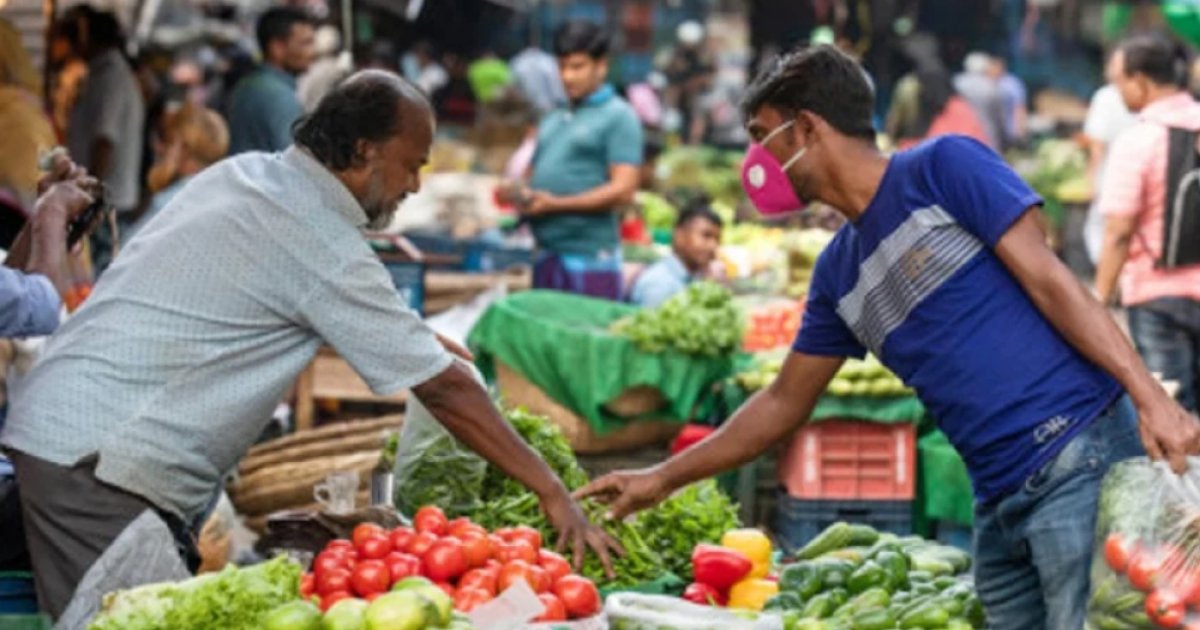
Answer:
[
  {"xmin": 973, "ymin": 396, "xmax": 1144, "ymax": 630},
  {"xmin": 1128, "ymin": 298, "xmax": 1200, "ymax": 413}
]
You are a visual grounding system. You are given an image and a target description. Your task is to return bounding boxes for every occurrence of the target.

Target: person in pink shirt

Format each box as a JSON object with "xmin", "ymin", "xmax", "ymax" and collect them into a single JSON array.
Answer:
[{"xmin": 1097, "ymin": 33, "xmax": 1200, "ymax": 412}]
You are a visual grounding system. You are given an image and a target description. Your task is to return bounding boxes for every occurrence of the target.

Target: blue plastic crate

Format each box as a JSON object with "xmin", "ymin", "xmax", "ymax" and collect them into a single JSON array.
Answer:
[
  {"xmin": 381, "ymin": 259, "xmax": 426, "ymax": 316},
  {"xmin": 773, "ymin": 493, "xmax": 913, "ymax": 556},
  {"xmin": 463, "ymin": 242, "xmax": 534, "ymax": 273},
  {"xmin": 401, "ymin": 231, "xmax": 466, "ymax": 271},
  {"xmin": 0, "ymin": 573, "xmax": 37, "ymax": 615}
]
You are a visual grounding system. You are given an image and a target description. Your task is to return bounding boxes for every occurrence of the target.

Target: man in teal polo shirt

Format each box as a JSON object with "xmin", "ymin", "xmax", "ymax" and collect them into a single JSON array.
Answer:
[
  {"xmin": 524, "ymin": 21, "xmax": 643, "ymax": 300},
  {"xmin": 226, "ymin": 7, "xmax": 315, "ymax": 154}
]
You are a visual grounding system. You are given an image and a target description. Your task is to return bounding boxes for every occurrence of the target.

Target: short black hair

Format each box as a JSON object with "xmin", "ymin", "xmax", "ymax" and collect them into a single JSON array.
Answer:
[
  {"xmin": 553, "ymin": 21, "xmax": 610, "ymax": 59},
  {"xmin": 676, "ymin": 202, "xmax": 724, "ymax": 230},
  {"xmin": 742, "ymin": 44, "xmax": 876, "ymax": 142},
  {"xmin": 294, "ymin": 70, "xmax": 429, "ymax": 171},
  {"xmin": 61, "ymin": 5, "xmax": 125, "ymax": 52},
  {"xmin": 1120, "ymin": 33, "xmax": 1191, "ymax": 88},
  {"xmin": 256, "ymin": 7, "xmax": 310, "ymax": 56}
]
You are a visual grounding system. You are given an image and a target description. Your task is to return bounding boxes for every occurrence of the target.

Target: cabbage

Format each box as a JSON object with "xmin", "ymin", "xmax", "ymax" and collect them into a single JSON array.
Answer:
[{"xmin": 88, "ymin": 556, "xmax": 301, "ymax": 630}]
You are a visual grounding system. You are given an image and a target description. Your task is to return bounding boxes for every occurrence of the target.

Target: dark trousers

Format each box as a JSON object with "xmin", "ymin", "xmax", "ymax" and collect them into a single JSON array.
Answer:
[
  {"xmin": 10, "ymin": 451, "xmax": 199, "ymax": 620},
  {"xmin": 1128, "ymin": 297, "xmax": 1200, "ymax": 413}
]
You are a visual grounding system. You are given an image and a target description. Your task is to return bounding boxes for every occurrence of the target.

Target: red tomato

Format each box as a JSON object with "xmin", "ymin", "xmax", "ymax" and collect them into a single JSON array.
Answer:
[
  {"xmin": 424, "ymin": 538, "xmax": 468, "ymax": 582},
  {"xmin": 389, "ymin": 527, "xmax": 415, "ymax": 552},
  {"xmin": 406, "ymin": 531, "xmax": 439, "ymax": 556},
  {"xmin": 357, "ymin": 535, "xmax": 393, "ymax": 560},
  {"xmin": 454, "ymin": 587, "xmax": 493, "ymax": 612},
  {"xmin": 316, "ymin": 568, "xmax": 352, "ymax": 597},
  {"xmin": 485, "ymin": 559, "xmax": 502, "ymax": 572},
  {"xmin": 510, "ymin": 526, "xmax": 542, "ymax": 552},
  {"xmin": 489, "ymin": 534, "xmax": 507, "ymax": 555},
  {"xmin": 313, "ymin": 550, "xmax": 351, "ymax": 577},
  {"xmin": 498, "ymin": 560, "xmax": 539, "ymax": 593},
  {"xmin": 319, "ymin": 591, "xmax": 354, "ymax": 612},
  {"xmin": 495, "ymin": 540, "xmax": 538, "ymax": 565},
  {"xmin": 554, "ymin": 575, "xmax": 601, "ymax": 618},
  {"xmin": 350, "ymin": 560, "xmax": 391, "ymax": 597},
  {"xmin": 528, "ymin": 565, "xmax": 551, "ymax": 594},
  {"xmin": 535, "ymin": 593, "xmax": 568, "ymax": 622},
  {"xmin": 494, "ymin": 527, "xmax": 517, "ymax": 542},
  {"xmin": 447, "ymin": 518, "xmax": 487, "ymax": 540},
  {"xmin": 460, "ymin": 532, "xmax": 493, "ymax": 568},
  {"xmin": 326, "ymin": 539, "xmax": 355, "ymax": 553},
  {"xmin": 459, "ymin": 568, "xmax": 498, "ymax": 596},
  {"xmin": 352, "ymin": 523, "xmax": 386, "ymax": 548},
  {"xmin": 1146, "ymin": 589, "xmax": 1186, "ymax": 628},
  {"xmin": 1105, "ymin": 534, "xmax": 1135, "ymax": 574},
  {"xmin": 299, "ymin": 573, "xmax": 316, "ymax": 598},
  {"xmin": 384, "ymin": 552, "xmax": 422, "ymax": 584},
  {"xmin": 538, "ymin": 549, "xmax": 571, "ymax": 584},
  {"xmin": 1129, "ymin": 550, "xmax": 1164, "ymax": 592},
  {"xmin": 413, "ymin": 506, "xmax": 449, "ymax": 535}
]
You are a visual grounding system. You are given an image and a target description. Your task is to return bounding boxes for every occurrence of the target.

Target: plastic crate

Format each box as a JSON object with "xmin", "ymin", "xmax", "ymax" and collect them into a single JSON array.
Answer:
[
  {"xmin": 400, "ymin": 231, "xmax": 466, "ymax": 270},
  {"xmin": 378, "ymin": 256, "xmax": 426, "ymax": 316},
  {"xmin": 778, "ymin": 420, "xmax": 916, "ymax": 500},
  {"xmin": 464, "ymin": 241, "xmax": 534, "ymax": 272},
  {"xmin": 773, "ymin": 495, "xmax": 913, "ymax": 555},
  {"xmin": 0, "ymin": 572, "xmax": 37, "ymax": 614}
]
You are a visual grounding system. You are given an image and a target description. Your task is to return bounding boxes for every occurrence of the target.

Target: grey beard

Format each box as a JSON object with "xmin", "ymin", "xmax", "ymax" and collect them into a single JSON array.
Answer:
[{"xmin": 365, "ymin": 204, "xmax": 397, "ymax": 231}]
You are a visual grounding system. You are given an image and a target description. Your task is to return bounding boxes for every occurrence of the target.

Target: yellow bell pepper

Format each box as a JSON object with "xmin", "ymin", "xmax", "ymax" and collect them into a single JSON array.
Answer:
[
  {"xmin": 721, "ymin": 529, "xmax": 772, "ymax": 578},
  {"xmin": 727, "ymin": 577, "xmax": 779, "ymax": 611}
]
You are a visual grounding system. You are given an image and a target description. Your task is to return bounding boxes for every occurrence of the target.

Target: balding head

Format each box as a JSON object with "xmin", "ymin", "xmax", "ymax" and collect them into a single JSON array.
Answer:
[
  {"xmin": 294, "ymin": 70, "xmax": 432, "ymax": 171},
  {"xmin": 295, "ymin": 70, "xmax": 435, "ymax": 227}
]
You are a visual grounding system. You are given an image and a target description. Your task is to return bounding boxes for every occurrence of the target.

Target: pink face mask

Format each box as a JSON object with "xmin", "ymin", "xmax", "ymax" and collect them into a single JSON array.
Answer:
[{"xmin": 741, "ymin": 120, "xmax": 808, "ymax": 216}]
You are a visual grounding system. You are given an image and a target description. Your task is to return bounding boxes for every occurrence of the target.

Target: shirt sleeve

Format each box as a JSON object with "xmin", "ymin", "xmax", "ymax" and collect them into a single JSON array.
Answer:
[
  {"xmin": 0, "ymin": 269, "xmax": 61, "ymax": 338},
  {"xmin": 925, "ymin": 135, "xmax": 1044, "ymax": 247},
  {"xmin": 630, "ymin": 269, "xmax": 683, "ymax": 309},
  {"xmin": 268, "ymin": 90, "xmax": 303, "ymax": 152},
  {"xmin": 298, "ymin": 254, "xmax": 452, "ymax": 395},
  {"xmin": 606, "ymin": 108, "xmax": 644, "ymax": 166},
  {"xmin": 1097, "ymin": 124, "xmax": 1158, "ymax": 218},
  {"xmin": 792, "ymin": 253, "xmax": 866, "ymax": 358},
  {"xmin": 91, "ymin": 69, "xmax": 124, "ymax": 143}
]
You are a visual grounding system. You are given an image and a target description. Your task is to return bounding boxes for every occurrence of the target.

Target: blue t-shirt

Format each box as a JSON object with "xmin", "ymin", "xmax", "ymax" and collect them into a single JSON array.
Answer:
[
  {"xmin": 794, "ymin": 136, "xmax": 1122, "ymax": 502},
  {"xmin": 529, "ymin": 84, "xmax": 643, "ymax": 256}
]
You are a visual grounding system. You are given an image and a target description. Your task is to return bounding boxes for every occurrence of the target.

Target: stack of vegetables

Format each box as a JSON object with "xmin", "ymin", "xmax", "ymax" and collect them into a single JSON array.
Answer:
[
  {"xmin": 656, "ymin": 146, "xmax": 745, "ymax": 210},
  {"xmin": 611, "ymin": 282, "xmax": 745, "ymax": 357},
  {"xmin": 736, "ymin": 353, "xmax": 911, "ymax": 398},
  {"xmin": 780, "ymin": 229, "xmax": 835, "ymax": 298},
  {"xmin": 397, "ymin": 407, "xmax": 740, "ymax": 590},
  {"xmin": 764, "ymin": 523, "xmax": 982, "ymax": 629},
  {"xmin": 295, "ymin": 513, "xmax": 600, "ymax": 625},
  {"xmin": 265, "ymin": 576, "xmax": 471, "ymax": 630},
  {"xmin": 742, "ymin": 301, "xmax": 803, "ymax": 352},
  {"xmin": 87, "ymin": 557, "xmax": 302, "ymax": 630},
  {"xmin": 683, "ymin": 529, "xmax": 780, "ymax": 611}
]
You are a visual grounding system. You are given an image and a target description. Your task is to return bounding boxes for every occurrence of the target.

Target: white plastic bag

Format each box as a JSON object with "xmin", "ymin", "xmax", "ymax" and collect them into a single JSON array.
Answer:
[{"xmin": 604, "ymin": 593, "xmax": 784, "ymax": 630}]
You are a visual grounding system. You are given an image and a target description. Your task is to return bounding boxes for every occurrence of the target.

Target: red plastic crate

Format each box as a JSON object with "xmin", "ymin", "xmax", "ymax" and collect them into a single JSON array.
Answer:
[{"xmin": 779, "ymin": 420, "xmax": 916, "ymax": 500}]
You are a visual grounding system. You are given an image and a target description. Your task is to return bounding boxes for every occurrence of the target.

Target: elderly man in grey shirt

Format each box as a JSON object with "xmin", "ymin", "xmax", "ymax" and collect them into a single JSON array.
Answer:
[{"xmin": 1, "ymin": 71, "xmax": 619, "ymax": 623}]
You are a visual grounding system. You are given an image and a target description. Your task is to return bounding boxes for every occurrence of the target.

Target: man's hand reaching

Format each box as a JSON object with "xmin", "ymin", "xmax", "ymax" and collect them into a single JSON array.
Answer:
[
  {"xmin": 540, "ymin": 490, "xmax": 624, "ymax": 578},
  {"xmin": 572, "ymin": 466, "xmax": 671, "ymax": 523},
  {"xmin": 1137, "ymin": 391, "xmax": 1200, "ymax": 474}
]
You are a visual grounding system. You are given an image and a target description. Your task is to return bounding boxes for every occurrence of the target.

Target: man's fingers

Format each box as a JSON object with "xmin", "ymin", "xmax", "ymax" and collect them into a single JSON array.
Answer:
[
  {"xmin": 588, "ymin": 530, "xmax": 615, "ymax": 578},
  {"xmin": 601, "ymin": 529, "xmax": 626, "ymax": 558},
  {"xmin": 436, "ymin": 334, "xmax": 474, "ymax": 362},
  {"xmin": 573, "ymin": 475, "xmax": 620, "ymax": 502},
  {"xmin": 572, "ymin": 532, "xmax": 585, "ymax": 572},
  {"xmin": 608, "ymin": 493, "xmax": 638, "ymax": 522},
  {"xmin": 555, "ymin": 530, "xmax": 568, "ymax": 554}
]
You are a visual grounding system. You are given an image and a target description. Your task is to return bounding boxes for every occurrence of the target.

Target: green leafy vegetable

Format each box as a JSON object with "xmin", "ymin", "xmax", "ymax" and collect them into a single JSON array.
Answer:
[
  {"xmin": 613, "ymin": 282, "xmax": 744, "ymax": 357},
  {"xmin": 634, "ymin": 479, "xmax": 740, "ymax": 580},
  {"xmin": 88, "ymin": 556, "xmax": 301, "ymax": 630}
]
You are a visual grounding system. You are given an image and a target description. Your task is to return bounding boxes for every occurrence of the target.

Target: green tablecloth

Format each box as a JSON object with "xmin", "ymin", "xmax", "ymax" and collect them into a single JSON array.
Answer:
[{"xmin": 468, "ymin": 291, "xmax": 735, "ymax": 435}]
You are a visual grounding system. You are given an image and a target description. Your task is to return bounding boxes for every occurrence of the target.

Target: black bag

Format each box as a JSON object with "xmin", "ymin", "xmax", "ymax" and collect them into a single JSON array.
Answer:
[{"xmin": 1160, "ymin": 127, "xmax": 1200, "ymax": 269}]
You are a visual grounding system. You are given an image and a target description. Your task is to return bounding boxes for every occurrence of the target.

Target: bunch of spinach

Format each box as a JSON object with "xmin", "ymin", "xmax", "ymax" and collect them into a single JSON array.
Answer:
[{"xmin": 612, "ymin": 282, "xmax": 744, "ymax": 357}]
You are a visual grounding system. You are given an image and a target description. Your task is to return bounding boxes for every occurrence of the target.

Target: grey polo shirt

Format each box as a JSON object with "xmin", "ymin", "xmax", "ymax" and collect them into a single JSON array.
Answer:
[
  {"xmin": 1, "ymin": 147, "xmax": 452, "ymax": 521},
  {"xmin": 66, "ymin": 49, "xmax": 145, "ymax": 211}
]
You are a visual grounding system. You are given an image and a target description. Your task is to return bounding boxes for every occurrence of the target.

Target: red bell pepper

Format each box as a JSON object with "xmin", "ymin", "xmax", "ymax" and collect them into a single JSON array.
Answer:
[
  {"xmin": 692, "ymin": 544, "xmax": 752, "ymax": 591},
  {"xmin": 682, "ymin": 582, "xmax": 727, "ymax": 607}
]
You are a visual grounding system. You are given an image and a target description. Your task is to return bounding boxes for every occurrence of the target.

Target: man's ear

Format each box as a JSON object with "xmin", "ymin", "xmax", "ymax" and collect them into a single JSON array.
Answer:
[{"xmin": 352, "ymin": 140, "xmax": 377, "ymax": 169}]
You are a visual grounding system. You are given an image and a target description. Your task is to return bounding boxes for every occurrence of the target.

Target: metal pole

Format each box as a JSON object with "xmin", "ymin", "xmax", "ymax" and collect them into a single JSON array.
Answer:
[{"xmin": 342, "ymin": 0, "xmax": 353, "ymax": 65}]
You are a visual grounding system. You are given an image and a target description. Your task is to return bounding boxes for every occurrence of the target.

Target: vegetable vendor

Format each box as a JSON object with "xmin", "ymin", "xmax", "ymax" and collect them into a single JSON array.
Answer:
[
  {"xmin": 0, "ymin": 71, "xmax": 619, "ymax": 624},
  {"xmin": 519, "ymin": 21, "xmax": 643, "ymax": 300},
  {"xmin": 579, "ymin": 45, "xmax": 1199, "ymax": 630},
  {"xmin": 629, "ymin": 202, "xmax": 724, "ymax": 308}
]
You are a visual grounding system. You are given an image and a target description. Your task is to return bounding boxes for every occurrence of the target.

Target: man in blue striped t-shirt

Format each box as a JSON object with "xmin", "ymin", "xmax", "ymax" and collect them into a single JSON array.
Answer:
[{"xmin": 577, "ymin": 45, "xmax": 1199, "ymax": 630}]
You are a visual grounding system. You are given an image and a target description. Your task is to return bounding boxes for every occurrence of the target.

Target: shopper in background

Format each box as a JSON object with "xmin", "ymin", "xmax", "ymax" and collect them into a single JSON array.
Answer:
[
  {"xmin": 59, "ymin": 5, "xmax": 145, "ymax": 274},
  {"xmin": 226, "ymin": 7, "xmax": 314, "ymax": 155},
  {"xmin": 523, "ymin": 21, "xmax": 643, "ymax": 300},
  {"xmin": 954, "ymin": 51, "xmax": 1008, "ymax": 150},
  {"xmin": 510, "ymin": 41, "xmax": 565, "ymax": 116},
  {"xmin": 1097, "ymin": 34, "xmax": 1200, "ymax": 413},
  {"xmin": 581, "ymin": 45, "xmax": 1196, "ymax": 630},
  {"xmin": 402, "ymin": 41, "xmax": 448, "ymax": 96},
  {"xmin": 135, "ymin": 103, "xmax": 230, "ymax": 233},
  {"xmin": 629, "ymin": 202, "xmax": 723, "ymax": 308},
  {"xmin": 989, "ymin": 54, "xmax": 1029, "ymax": 146},
  {"xmin": 1082, "ymin": 49, "xmax": 1137, "ymax": 266},
  {"xmin": 0, "ymin": 18, "xmax": 56, "ymax": 214},
  {"xmin": 432, "ymin": 52, "xmax": 476, "ymax": 128}
]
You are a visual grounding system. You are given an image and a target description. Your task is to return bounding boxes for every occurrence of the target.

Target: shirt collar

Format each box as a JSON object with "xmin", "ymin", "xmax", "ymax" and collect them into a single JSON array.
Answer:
[
  {"xmin": 1139, "ymin": 92, "xmax": 1196, "ymax": 122},
  {"xmin": 581, "ymin": 83, "xmax": 616, "ymax": 107},
  {"xmin": 261, "ymin": 63, "xmax": 298, "ymax": 88},
  {"xmin": 664, "ymin": 253, "xmax": 693, "ymax": 280},
  {"xmin": 283, "ymin": 146, "xmax": 370, "ymax": 228}
]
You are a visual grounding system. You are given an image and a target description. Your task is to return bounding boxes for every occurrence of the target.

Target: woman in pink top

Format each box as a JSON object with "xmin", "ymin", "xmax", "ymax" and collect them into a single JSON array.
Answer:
[{"xmin": 1097, "ymin": 34, "xmax": 1200, "ymax": 412}]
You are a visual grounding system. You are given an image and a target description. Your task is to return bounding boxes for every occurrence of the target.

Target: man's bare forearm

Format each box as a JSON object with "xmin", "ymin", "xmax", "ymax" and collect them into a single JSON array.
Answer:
[
  {"xmin": 1095, "ymin": 223, "xmax": 1131, "ymax": 305},
  {"xmin": 546, "ymin": 181, "xmax": 635, "ymax": 214}
]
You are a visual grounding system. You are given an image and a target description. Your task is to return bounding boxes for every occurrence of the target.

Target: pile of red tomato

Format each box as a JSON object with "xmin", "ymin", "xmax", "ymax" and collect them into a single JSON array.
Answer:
[
  {"xmin": 1104, "ymin": 533, "xmax": 1200, "ymax": 629},
  {"xmin": 300, "ymin": 506, "xmax": 602, "ymax": 622}
]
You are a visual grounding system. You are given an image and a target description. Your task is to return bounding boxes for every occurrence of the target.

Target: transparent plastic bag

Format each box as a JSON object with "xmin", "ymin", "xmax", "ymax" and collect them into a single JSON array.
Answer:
[
  {"xmin": 1086, "ymin": 457, "xmax": 1200, "ymax": 630},
  {"xmin": 391, "ymin": 362, "xmax": 488, "ymax": 517},
  {"xmin": 603, "ymin": 593, "xmax": 784, "ymax": 630}
]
